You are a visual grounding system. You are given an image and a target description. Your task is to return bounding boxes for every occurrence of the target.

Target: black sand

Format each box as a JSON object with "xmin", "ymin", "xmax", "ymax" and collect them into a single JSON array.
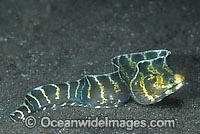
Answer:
[{"xmin": 0, "ymin": 0, "xmax": 199, "ymax": 134}]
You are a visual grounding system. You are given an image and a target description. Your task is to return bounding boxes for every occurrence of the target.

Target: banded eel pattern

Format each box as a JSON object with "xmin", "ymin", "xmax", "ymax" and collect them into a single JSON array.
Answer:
[{"xmin": 10, "ymin": 50, "xmax": 185, "ymax": 122}]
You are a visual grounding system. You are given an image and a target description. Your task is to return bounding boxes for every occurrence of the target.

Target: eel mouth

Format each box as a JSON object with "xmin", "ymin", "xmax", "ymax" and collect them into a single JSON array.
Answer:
[
  {"xmin": 174, "ymin": 82, "xmax": 184, "ymax": 90},
  {"xmin": 174, "ymin": 74, "xmax": 185, "ymax": 85},
  {"xmin": 164, "ymin": 82, "xmax": 184, "ymax": 96},
  {"xmin": 173, "ymin": 74, "xmax": 185, "ymax": 90}
]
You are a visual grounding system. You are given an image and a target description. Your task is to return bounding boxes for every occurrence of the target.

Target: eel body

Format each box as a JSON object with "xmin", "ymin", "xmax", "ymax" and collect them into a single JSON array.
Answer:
[{"xmin": 10, "ymin": 50, "xmax": 184, "ymax": 122}]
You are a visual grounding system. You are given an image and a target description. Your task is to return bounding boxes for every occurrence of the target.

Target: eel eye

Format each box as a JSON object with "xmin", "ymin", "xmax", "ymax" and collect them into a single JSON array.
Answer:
[{"xmin": 168, "ymin": 78, "xmax": 174, "ymax": 84}]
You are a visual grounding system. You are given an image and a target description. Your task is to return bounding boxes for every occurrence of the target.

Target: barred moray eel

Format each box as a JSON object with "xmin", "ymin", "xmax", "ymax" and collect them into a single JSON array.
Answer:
[{"xmin": 10, "ymin": 50, "xmax": 185, "ymax": 122}]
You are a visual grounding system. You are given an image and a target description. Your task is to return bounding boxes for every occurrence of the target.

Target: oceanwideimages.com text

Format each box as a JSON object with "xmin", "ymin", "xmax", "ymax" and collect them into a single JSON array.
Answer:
[{"xmin": 25, "ymin": 116, "xmax": 175, "ymax": 130}]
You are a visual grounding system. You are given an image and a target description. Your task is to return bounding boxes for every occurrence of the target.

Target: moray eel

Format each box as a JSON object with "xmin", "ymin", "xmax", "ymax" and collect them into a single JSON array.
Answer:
[{"xmin": 10, "ymin": 50, "xmax": 184, "ymax": 122}]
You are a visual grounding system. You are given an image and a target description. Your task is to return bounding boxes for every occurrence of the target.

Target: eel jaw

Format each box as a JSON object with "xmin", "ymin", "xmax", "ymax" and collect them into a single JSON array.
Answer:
[{"xmin": 164, "ymin": 82, "xmax": 184, "ymax": 96}]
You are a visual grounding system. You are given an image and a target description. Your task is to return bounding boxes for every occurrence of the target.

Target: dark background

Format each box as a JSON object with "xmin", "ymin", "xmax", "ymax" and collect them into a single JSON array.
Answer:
[{"xmin": 0, "ymin": 0, "xmax": 199, "ymax": 134}]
